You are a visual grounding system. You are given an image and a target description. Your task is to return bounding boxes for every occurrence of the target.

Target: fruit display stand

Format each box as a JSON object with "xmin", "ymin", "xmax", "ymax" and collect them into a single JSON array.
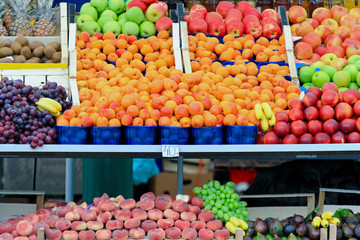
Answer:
[{"xmin": 0, "ymin": 2, "xmax": 69, "ymax": 90}]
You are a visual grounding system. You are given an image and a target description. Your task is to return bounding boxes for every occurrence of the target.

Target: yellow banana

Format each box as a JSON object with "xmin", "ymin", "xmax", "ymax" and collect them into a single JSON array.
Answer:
[
  {"xmin": 38, "ymin": 98, "xmax": 62, "ymax": 111},
  {"xmin": 312, "ymin": 216, "xmax": 321, "ymax": 228},
  {"xmin": 328, "ymin": 217, "xmax": 340, "ymax": 226},
  {"xmin": 254, "ymin": 104, "xmax": 263, "ymax": 120},
  {"xmin": 261, "ymin": 102, "xmax": 272, "ymax": 119},
  {"xmin": 36, "ymin": 100, "xmax": 60, "ymax": 117},
  {"xmin": 238, "ymin": 218, "xmax": 248, "ymax": 231},
  {"xmin": 321, "ymin": 219, "xmax": 329, "ymax": 228},
  {"xmin": 261, "ymin": 116, "xmax": 269, "ymax": 132},
  {"xmin": 229, "ymin": 217, "xmax": 248, "ymax": 230},
  {"xmin": 226, "ymin": 222, "xmax": 236, "ymax": 234},
  {"xmin": 321, "ymin": 211, "xmax": 334, "ymax": 220},
  {"xmin": 269, "ymin": 112, "xmax": 276, "ymax": 126}
]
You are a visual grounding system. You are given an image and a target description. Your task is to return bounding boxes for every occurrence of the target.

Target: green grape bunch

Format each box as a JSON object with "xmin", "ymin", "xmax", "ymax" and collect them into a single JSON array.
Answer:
[{"xmin": 193, "ymin": 180, "xmax": 249, "ymax": 223}]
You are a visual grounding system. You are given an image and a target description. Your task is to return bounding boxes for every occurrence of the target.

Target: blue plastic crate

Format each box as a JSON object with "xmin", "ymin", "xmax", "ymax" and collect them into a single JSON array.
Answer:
[
  {"xmin": 225, "ymin": 125, "xmax": 258, "ymax": 144},
  {"xmin": 191, "ymin": 126, "xmax": 224, "ymax": 145},
  {"xmin": 56, "ymin": 126, "xmax": 89, "ymax": 144},
  {"xmin": 159, "ymin": 126, "xmax": 190, "ymax": 145},
  {"xmin": 125, "ymin": 126, "xmax": 158, "ymax": 145},
  {"xmin": 90, "ymin": 127, "xmax": 122, "ymax": 144}
]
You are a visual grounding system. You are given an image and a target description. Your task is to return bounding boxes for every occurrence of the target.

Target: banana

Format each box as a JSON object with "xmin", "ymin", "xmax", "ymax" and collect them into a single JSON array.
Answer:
[
  {"xmin": 38, "ymin": 98, "xmax": 62, "ymax": 111},
  {"xmin": 238, "ymin": 218, "xmax": 248, "ymax": 231},
  {"xmin": 328, "ymin": 217, "xmax": 340, "ymax": 225},
  {"xmin": 226, "ymin": 222, "xmax": 236, "ymax": 234},
  {"xmin": 255, "ymin": 103, "xmax": 263, "ymax": 120},
  {"xmin": 269, "ymin": 112, "xmax": 276, "ymax": 126},
  {"xmin": 321, "ymin": 211, "xmax": 334, "ymax": 220},
  {"xmin": 321, "ymin": 219, "xmax": 329, "ymax": 228},
  {"xmin": 261, "ymin": 116, "xmax": 269, "ymax": 132},
  {"xmin": 229, "ymin": 217, "xmax": 248, "ymax": 230},
  {"xmin": 312, "ymin": 216, "xmax": 321, "ymax": 228},
  {"xmin": 261, "ymin": 102, "xmax": 273, "ymax": 119},
  {"xmin": 36, "ymin": 100, "xmax": 60, "ymax": 117}
]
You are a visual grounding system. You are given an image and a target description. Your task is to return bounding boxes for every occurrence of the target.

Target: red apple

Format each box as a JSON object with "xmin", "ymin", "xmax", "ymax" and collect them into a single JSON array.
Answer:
[
  {"xmin": 304, "ymin": 106, "xmax": 319, "ymax": 121},
  {"xmin": 340, "ymin": 14, "xmax": 359, "ymax": 28},
  {"xmin": 263, "ymin": 23, "xmax": 282, "ymax": 38},
  {"xmin": 264, "ymin": 131, "xmax": 281, "ymax": 144},
  {"xmin": 303, "ymin": 92, "xmax": 318, "ymax": 107},
  {"xmin": 261, "ymin": 9, "xmax": 279, "ymax": 21},
  {"xmin": 275, "ymin": 112, "xmax": 289, "ymax": 123},
  {"xmin": 261, "ymin": 17, "xmax": 278, "ymax": 28},
  {"xmin": 342, "ymin": 38, "xmax": 360, "ymax": 51},
  {"xmin": 294, "ymin": 42, "xmax": 313, "ymax": 60},
  {"xmin": 323, "ymin": 119, "xmax": 339, "ymax": 135},
  {"xmin": 326, "ymin": 45, "xmax": 345, "ymax": 58},
  {"xmin": 289, "ymin": 99, "xmax": 305, "ymax": 111},
  {"xmin": 289, "ymin": 108, "xmax": 304, "ymax": 121},
  {"xmin": 256, "ymin": 133, "xmax": 265, "ymax": 144},
  {"xmin": 188, "ymin": 19, "xmax": 208, "ymax": 34},
  {"xmin": 322, "ymin": 82, "xmax": 339, "ymax": 92},
  {"xmin": 324, "ymin": 34, "xmax": 343, "ymax": 48},
  {"xmin": 340, "ymin": 119, "xmax": 356, "ymax": 133},
  {"xmin": 243, "ymin": 8, "xmax": 261, "ymax": 20},
  {"xmin": 331, "ymin": 131, "xmax": 346, "ymax": 143},
  {"xmin": 321, "ymin": 90, "xmax": 339, "ymax": 107},
  {"xmin": 225, "ymin": 15, "xmax": 239, "ymax": 25},
  {"xmin": 314, "ymin": 25, "xmax": 332, "ymax": 42},
  {"xmin": 188, "ymin": 11, "xmax": 204, "ymax": 22},
  {"xmin": 347, "ymin": 132, "xmax": 360, "ymax": 143},
  {"xmin": 302, "ymin": 32, "xmax": 322, "ymax": 49},
  {"xmin": 350, "ymin": 25, "xmax": 360, "ymax": 41},
  {"xmin": 226, "ymin": 9, "xmax": 243, "ymax": 21},
  {"xmin": 273, "ymin": 122, "xmax": 290, "ymax": 138},
  {"xmin": 312, "ymin": 7, "xmax": 331, "ymax": 24},
  {"xmin": 356, "ymin": 116, "xmax": 360, "ymax": 131},
  {"xmin": 155, "ymin": 17, "xmax": 173, "ymax": 34},
  {"xmin": 307, "ymin": 87, "xmax": 322, "ymax": 99},
  {"xmin": 313, "ymin": 46, "xmax": 327, "ymax": 56},
  {"xmin": 93, "ymin": 32, "xmax": 103, "ymax": 40},
  {"xmin": 205, "ymin": 12, "xmax": 223, "ymax": 25},
  {"xmin": 308, "ymin": 120, "xmax": 323, "ymax": 135},
  {"xmin": 299, "ymin": 133, "xmax": 314, "ymax": 144},
  {"xmin": 242, "ymin": 15, "xmax": 260, "ymax": 26},
  {"xmin": 290, "ymin": 120, "xmax": 308, "ymax": 137},
  {"xmin": 236, "ymin": 1, "xmax": 254, "ymax": 14},
  {"xmin": 349, "ymin": 8, "xmax": 360, "ymax": 19},
  {"xmin": 245, "ymin": 21, "xmax": 262, "ymax": 38},
  {"xmin": 289, "ymin": 6, "xmax": 307, "ymax": 24},
  {"xmin": 314, "ymin": 132, "xmax": 331, "ymax": 144},
  {"xmin": 208, "ymin": 21, "xmax": 226, "ymax": 37},
  {"xmin": 321, "ymin": 18, "xmax": 339, "ymax": 33},
  {"xmin": 216, "ymin": 1, "xmax": 236, "ymax": 18},
  {"xmin": 354, "ymin": 100, "xmax": 360, "ymax": 116},
  {"xmin": 127, "ymin": 0, "xmax": 147, "ymax": 12},
  {"xmin": 331, "ymin": 5, "xmax": 349, "ymax": 23},
  {"xmin": 295, "ymin": 21, "xmax": 314, "ymax": 37},
  {"xmin": 282, "ymin": 134, "xmax": 299, "ymax": 144},
  {"xmin": 320, "ymin": 105, "xmax": 335, "ymax": 121},
  {"xmin": 226, "ymin": 20, "xmax": 245, "ymax": 36},
  {"xmin": 346, "ymin": 43, "xmax": 360, "ymax": 58},
  {"xmin": 343, "ymin": 89, "xmax": 360, "ymax": 105},
  {"xmin": 305, "ymin": 18, "xmax": 320, "ymax": 29},
  {"xmin": 334, "ymin": 26, "xmax": 351, "ymax": 40},
  {"xmin": 190, "ymin": 4, "xmax": 207, "ymax": 18}
]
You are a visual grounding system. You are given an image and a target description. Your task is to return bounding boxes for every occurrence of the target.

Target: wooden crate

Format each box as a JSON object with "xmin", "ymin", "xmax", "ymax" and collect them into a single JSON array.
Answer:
[{"xmin": 0, "ymin": 3, "xmax": 69, "ymax": 91}]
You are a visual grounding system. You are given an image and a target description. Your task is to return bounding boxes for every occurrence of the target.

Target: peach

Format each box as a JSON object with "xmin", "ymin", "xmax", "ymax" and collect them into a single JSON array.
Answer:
[
  {"xmin": 45, "ymin": 229, "xmax": 62, "ymax": 240},
  {"xmin": 56, "ymin": 206, "xmax": 72, "ymax": 217},
  {"xmin": 206, "ymin": 220, "xmax": 222, "ymax": 231},
  {"xmin": 159, "ymin": 116, "xmax": 171, "ymax": 126},
  {"xmin": 174, "ymin": 220, "xmax": 190, "ymax": 231},
  {"xmin": 198, "ymin": 211, "xmax": 214, "ymax": 222},
  {"xmin": 180, "ymin": 117, "xmax": 191, "ymax": 127},
  {"xmin": 160, "ymin": 106, "xmax": 174, "ymax": 117},
  {"xmin": 191, "ymin": 197, "xmax": 204, "ymax": 208},
  {"xmin": 175, "ymin": 104, "xmax": 190, "ymax": 118},
  {"xmin": 63, "ymin": 110, "xmax": 76, "ymax": 121},
  {"xmin": 188, "ymin": 206, "xmax": 201, "ymax": 215},
  {"xmin": 95, "ymin": 229, "xmax": 111, "ymax": 240},
  {"xmin": 191, "ymin": 114, "xmax": 204, "ymax": 127},
  {"xmin": 86, "ymin": 221, "xmax": 103, "ymax": 231},
  {"xmin": 24, "ymin": 215, "xmax": 39, "ymax": 226},
  {"xmin": 98, "ymin": 199, "xmax": 116, "ymax": 212},
  {"xmin": 188, "ymin": 101, "xmax": 204, "ymax": 115},
  {"xmin": 199, "ymin": 229, "xmax": 215, "ymax": 240},
  {"xmin": 78, "ymin": 230, "xmax": 96, "ymax": 240},
  {"xmin": 14, "ymin": 237, "xmax": 28, "ymax": 240},
  {"xmin": 155, "ymin": 196, "xmax": 172, "ymax": 210},
  {"xmin": 163, "ymin": 209, "xmax": 179, "ymax": 220},
  {"xmin": 182, "ymin": 228, "xmax": 197, "ymax": 240},
  {"xmin": 137, "ymin": 198, "xmax": 155, "ymax": 211},
  {"xmin": 148, "ymin": 209, "xmax": 164, "ymax": 221},
  {"xmin": 96, "ymin": 211, "xmax": 112, "ymax": 223},
  {"xmin": 214, "ymin": 229, "xmax": 230, "ymax": 240},
  {"xmin": 204, "ymin": 114, "xmax": 217, "ymax": 127},
  {"xmin": 120, "ymin": 199, "xmax": 136, "ymax": 210},
  {"xmin": 157, "ymin": 219, "xmax": 174, "ymax": 230},
  {"xmin": 105, "ymin": 220, "xmax": 123, "ymax": 230},
  {"xmin": 190, "ymin": 220, "xmax": 206, "ymax": 230},
  {"xmin": 112, "ymin": 230, "xmax": 128, "ymax": 240},
  {"xmin": 147, "ymin": 228, "xmax": 165, "ymax": 240},
  {"xmin": 16, "ymin": 221, "xmax": 33, "ymax": 236},
  {"xmin": 131, "ymin": 209, "xmax": 147, "ymax": 221},
  {"xmin": 124, "ymin": 218, "xmax": 140, "ymax": 229},
  {"xmin": 180, "ymin": 212, "xmax": 196, "ymax": 222},
  {"xmin": 71, "ymin": 221, "xmax": 86, "ymax": 231},
  {"xmin": 0, "ymin": 233, "xmax": 13, "ymax": 240},
  {"xmin": 32, "ymin": 222, "xmax": 49, "ymax": 235},
  {"xmin": 55, "ymin": 219, "xmax": 71, "ymax": 231},
  {"xmin": 11, "ymin": 230, "xmax": 18, "ymax": 238},
  {"xmin": 141, "ymin": 220, "xmax": 157, "ymax": 232},
  {"xmin": 81, "ymin": 210, "xmax": 97, "ymax": 222},
  {"xmin": 65, "ymin": 211, "xmax": 80, "ymax": 222},
  {"xmin": 62, "ymin": 230, "xmax": 78, "ymax": 240},
  {"xmin": 129, "ymin": 228, "xmax": 145, "ymax": 239},
  {"xmin": 0, "ymin": 222, "xmax": 12, "ymax": 234}
]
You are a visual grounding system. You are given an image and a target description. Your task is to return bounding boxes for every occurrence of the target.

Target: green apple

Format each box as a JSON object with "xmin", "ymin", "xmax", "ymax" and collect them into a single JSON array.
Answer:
[
  {"xmin": 77, "ymin": 14, "xmax": 95, "ymax": 31},
  {"xmin": 348, "ymin": 55, "xmax": 360, "ymax": 64},
  {"xmin": 356, "ymin": 72, "xmax": 360, "ymax": 86},
  {"xmin": 108, "ymin": 0, "xmax": 125, "ymax": 15},
  {"xmin": 312, "ymin": 71, "xmax": 330, "ymax": 88},
  {"xmin": 310, "ymin": 61, "xmax": 325, "ymax": 71},
  {"xmin": 90, "ymin": 0, "xmax": 108, "ymax": 13},
  {"xmin": 103, "ymin": 20, "xmax": 121, "ymax": 35},
  {"xmin": 97, "ymin": 15, "xmax": 114, "ymax": 30},
  {"xmin": 118, "ymin": 13, "xmax": 127, "ymax": 27},
  {"xmin": 338, "ymin": 87, "xmax": 349, "ymax": 92},
  {"xmin": 343, "ymin": 64, "xmax": 358, "ymax": 82},
  {"xmin": 320, "ymin": 53, "xmax": 337, "ymax": 65},
  {"xmin": 354, "ymin": 59, "xmax": 360, "ymax": 70},
  {"xmin": 125, "ymin": 7, "xmax": 144, "ymax": 25},
  {"xmin": 349, "ymin": 82, "xmax": 359, "ymax": 90},
  {"xmin": 77, "ymin": 30, "xmax": 82, "ymax": 35},
  {"xmin": 139, "ymin": 21, "xmax": 156, "ymax": 37},
  {"xmin": 80, "ymin": 4, "xmax": 98, "ymax": 21},
  {"xmin": 145, "ymin": 3, "xmax": 167, "ymax": 23},
  {"xmin": 333, "ymin": 70, "xmax": 351, "ymax": 88},
  {"xmin": 320, "ymin": 65, "xmax": 337, "ymax": 81},
  {"xmin": 302, "ymin": 83, "xmax": 313, "ymax": 89},
  {"xmin": 299, "ymin": 66, "xmax": 315, "ymax": 84},
  {"xmin": 122, "ymin": 21, "xmax": 140, "ymax": 36},
  {"xmin": 81, "ymin": 21, "xmax": 101, "ymax": 35},
  {"xmin": 100, "ymin": 10, "xmax": 118, "ymax": 21}
]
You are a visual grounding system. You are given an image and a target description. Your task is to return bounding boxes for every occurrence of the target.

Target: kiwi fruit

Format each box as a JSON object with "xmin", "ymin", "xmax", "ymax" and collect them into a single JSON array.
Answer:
[
  {"xmin": 30, "ymin": 57, "xmax": 41, "ymax": 63},
  {"xmin": 47, "ymin": 41, "xmax": 61, "ymax": 51},
  {"xmin": 10, "ymin": 41, "xmax": 22, "ymax": 55},
  {"xmin": 0, "ymin": 58, "xmax": 14, "ymax": 63},
  {"xmin": 20, "ymin": 46, "xmax": 32, "ymax": 60},
  {"xmin": 33, "ymin": 46, "xmax": 45, "ymax": 58},
  {"xmin": 45, "ymin": 59, "xmax": 54, "ymax": 63},
  {"xmin": 0, "ymin": 47, "xmax": 14, "ymax": 58},
  {"xmin": 14, "ymin": 55, "xmax": 26, "ymax": 63},
  {"xmin": 41, "ymin": 56, "xmax": 48, "ymax": 63},
  {"xmin": 51, "ymin": 52, "xmax": 61, "ymax": 63},
  {"xmin": 0, "ymin": 42, "xmax": 5, "ymax": 48},
  {"xmin": 44, "ymin": 46, "xmax": 56, "ymax": 59},
  {"xmin": 29, "ymin": 41, "xmax": 44, "ymax": 51},
  {"xmin": 2, "ymin": 39, "xmax": 12, "ymax": 48},
  {"xmin": 25, "ymin": 59, "xmax": 39, "ymax": 63},
  {"xmin": 15, "ymin": 36, "xmax": 28, "ymax": 46}
]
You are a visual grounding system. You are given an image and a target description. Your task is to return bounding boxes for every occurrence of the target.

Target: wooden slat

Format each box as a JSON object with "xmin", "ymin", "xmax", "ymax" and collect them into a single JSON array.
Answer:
[
  {"xmin": 172, "ymin": 23, "xmax": 183, "ymax": 72},
  {"xmin": 320, "ymin": 228, "xmax": 328, "ymax": 240},
  {"xmin": 69, "ymin": 78, "xmax": 80, "ymax": 106},
  {"xmin": 36, "ymin": 195, "xmax": 44, "ymax": 211},
  {"xmin": 0, "ymin": 190, "xmax": 45, "ymax": 195},
  {"xmin": 0, "ymin": 68, "xmax": 67, "ymax": 75},
  {"xmin": 329, "ymin": 224, "xmax": 337, "ymax": 240},
  {"xmin": 307, "ymin": 195, "xmax": 315, "ymax": 214},
  {"xmin": 69, "ymin": 51, "xmax": 77, "ymax": 78},
  {"xmin": 180, "ymin": 22, "xmax": 191, "ymax": 74},
  {"xmin": 60, "ymin": 3, "xmax": 68, "ymax": 65},
  {"xmin": 235, "ymin": 228, "xmax": 244, "ymax": 240},
  {"xmin": 24, "ymin": 76, "xmax": 46, "ymax": 88},
  {"xmin": 318, "ymin": 190, "xmax": 326, "ymax": 213},
  {"xmin": 47, "ymin": 76, "xmax": 69, "ymax": 91},
  {"xmin": 37, "ymin": 228, "xmax": 45, "ymax": 240}
]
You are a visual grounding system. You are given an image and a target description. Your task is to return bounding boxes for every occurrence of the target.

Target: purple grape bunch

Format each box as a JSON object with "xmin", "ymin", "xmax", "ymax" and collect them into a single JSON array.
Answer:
[{"xmin": 0, "ymin": 77, "xmax": 71, "ymax": 148}]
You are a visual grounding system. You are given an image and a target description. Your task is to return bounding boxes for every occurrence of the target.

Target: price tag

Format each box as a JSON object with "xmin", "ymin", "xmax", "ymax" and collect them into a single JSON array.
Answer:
[{"xmin": 161, "ymin": 145, "xmax": 179, "ymax": 158}]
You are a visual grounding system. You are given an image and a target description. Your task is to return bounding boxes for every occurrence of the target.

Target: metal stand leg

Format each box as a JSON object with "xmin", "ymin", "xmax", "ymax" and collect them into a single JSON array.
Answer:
[
  {"xmin": 65, "ymin": 158, "xmax": 74, "ymax": 202},
  {"xmin": 177, "ymin": 156, "xmax": 183, "ymax": 195}
]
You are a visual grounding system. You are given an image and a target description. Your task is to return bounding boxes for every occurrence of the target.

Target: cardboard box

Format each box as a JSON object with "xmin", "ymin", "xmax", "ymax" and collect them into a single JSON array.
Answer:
[
  {"xmin": 162, "ymin": 159, "xmax": 212, "ymax": 174},
  {"xmin": 149, "ymin": 171, "xmax": 214, "ymax": 197}
]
